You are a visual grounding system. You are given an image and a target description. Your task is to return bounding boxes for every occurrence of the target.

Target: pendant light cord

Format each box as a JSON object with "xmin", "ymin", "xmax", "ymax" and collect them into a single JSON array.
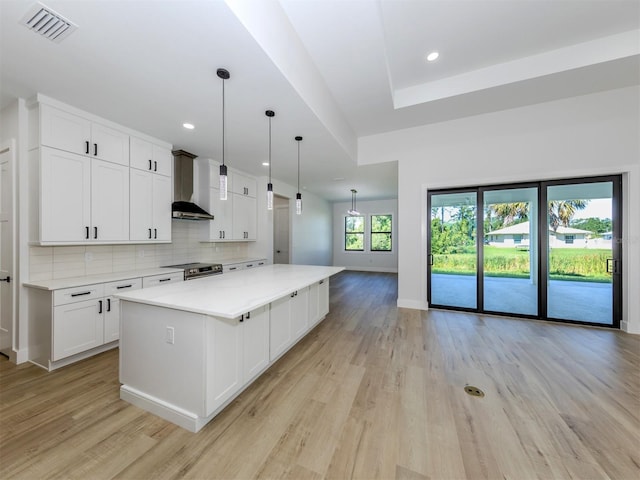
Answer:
[
  {"xmin": 297, "ymin": 141, "xmax": 300, "ymax": 192},
  {"xmin": 268, "ymin": 116, "xmax": 272, "ymax": 182},
  {"xmin": 221, "ymin": 77, "xmax": 225, "ymax": 167}
]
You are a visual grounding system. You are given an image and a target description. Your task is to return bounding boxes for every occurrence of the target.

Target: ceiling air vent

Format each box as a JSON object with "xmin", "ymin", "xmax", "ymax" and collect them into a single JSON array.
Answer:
[{"xmin": 20, "ymin": 2, "xmax": 77, "ymax": 43}]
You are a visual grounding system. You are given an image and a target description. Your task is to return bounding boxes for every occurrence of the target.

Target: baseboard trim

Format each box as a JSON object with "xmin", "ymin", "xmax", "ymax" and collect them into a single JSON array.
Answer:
[
  {"xmin": 620, "ymin": 320, "xmax": 640, "ymax": 335},
  {"xmin": 344, "ymin": 266, "xmax": 398, "ymax": 273},
  {"xmin": 397, "ymin": 298, "xmax": 428, "ymax": 310}
]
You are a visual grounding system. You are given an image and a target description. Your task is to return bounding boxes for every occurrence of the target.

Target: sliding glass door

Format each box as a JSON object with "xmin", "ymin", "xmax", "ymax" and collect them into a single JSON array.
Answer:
[
  {"xmin": 427, "ymin": 176, "xmax": 622, "ymax": 328},
  {"xmin": 428, "ymin": 191, "xmax": 477, "ymax": 309},
  {"xmin": 545, "ymin": 179, "xmax": 620, "ymax": 326},
  {"xmin": 483, "ymin": 186, "xmax": 539, "ymax": 316}
]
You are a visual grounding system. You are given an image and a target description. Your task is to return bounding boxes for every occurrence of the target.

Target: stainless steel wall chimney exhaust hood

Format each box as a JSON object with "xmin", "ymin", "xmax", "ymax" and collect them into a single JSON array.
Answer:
[{"xmin": 172, "ymin": 149, "xmax": 214, "ymax": 220}]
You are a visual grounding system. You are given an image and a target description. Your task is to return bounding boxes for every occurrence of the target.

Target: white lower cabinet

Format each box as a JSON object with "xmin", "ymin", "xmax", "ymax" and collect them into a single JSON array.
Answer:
[
  {"xmin": 291, "ymin": 287, "xmax": 309, "ymax": 341},
  {"xmin": 242, "ymin": 305, "xmax": 270, "ymax": 381},
  {"xmin": 53, "ymin": 298, "xmax": 104, "ymax": 361},
  {"xmin": 27, "ymin": 273, "xmax": 180, "ymax": 370},
  {"xmin": 206, "ymin": 305, "xmax": 269, "ymax": 415},
  {"xmin": 269, "ymin": 295, "xmax": 293, "ymax": 361},
  {"xmin": 308, "ymin": 279, "xmax": 330, "ymax": 328}
]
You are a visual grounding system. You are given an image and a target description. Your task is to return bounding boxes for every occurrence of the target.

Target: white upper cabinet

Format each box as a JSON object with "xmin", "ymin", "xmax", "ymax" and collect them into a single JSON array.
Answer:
[
  {"xmin": 130, "ymin": 169, "xmax": 172, "ymax": 242},
  {"xmin": 40, "ymin": 104, "xmax": 129, "ymax": 166},
  {"xmin": 29, "ymin": 95, "xmax": 172, "ymax": 245},
  {"xmin": 230, "ymin": 171, "xmax": 257, "ymax": 198},
  {"xmin": 130, "ymin": 136, "xmax": 173, "ymax": 177},
  {"xmin": 40, "ymin": 148, "xmax": 129, "ymax": 243},
  {"xmin": 194, "ymin": 158, "xmax": 258, "ymax": 242},
  {"xmin": 40, "ymin": 148, "xmax": 91, "ymax": 243}
]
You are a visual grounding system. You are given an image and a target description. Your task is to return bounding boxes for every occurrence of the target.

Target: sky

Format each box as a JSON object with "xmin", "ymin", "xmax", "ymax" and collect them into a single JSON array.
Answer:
[{"xmin": 572, "ymin": 198, "xmax": 612, "ymax": 220}]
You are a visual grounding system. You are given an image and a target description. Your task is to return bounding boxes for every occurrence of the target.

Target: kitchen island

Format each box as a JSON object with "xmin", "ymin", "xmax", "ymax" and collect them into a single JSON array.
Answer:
[{"xmin": 117, "ymin": 264, "xmax": 344, "ymax": 432}]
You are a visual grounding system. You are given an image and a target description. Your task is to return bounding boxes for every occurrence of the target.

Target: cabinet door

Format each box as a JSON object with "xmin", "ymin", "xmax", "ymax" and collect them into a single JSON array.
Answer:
[
  {"xmin": 152, "ymin": 174, "xmax": 172, "ymax": 241},
  {"xmin": 152, "ymin": 144, "xmax": 172, "ymax": 177},
  {"xmin": 207, "ymin": 188, "xmax": 233, "ymax": 241},
  {"xmin": 130, "ymin": 136, "xmax": 154, "ymax": 172},
  {"xmin": 291, "ymin": 287, "xmax": 309, "ymax": 341},
  {"xmin": 129, "ymin": 169, "xmax": 153, "ymax": 241},
  {"xmin": 231, "ymin": 171, "xmax": 257, "ymax": 197},
  {"xmin": 318, "ymin": 278, "xmax": 330, "ymax": 318},
  {"xmin": 91, "ymin": 123, "xmax": 129, "ymax": 166},
  {"xmin": 242, "ymin": 306, "xmax": 269, "ymax": 382},
  {"xmin": 40, "ymin": 105, "xmax": 90, "ymax": 156},
  {"xmin": 206, "ymin": 316, "xmax": 243, "ymax": 415},
  {"xmin": 104, "ymin": 296, "xmax": 120, "ymax": 343},
  {"xmin": 53, "ymin": 299, "xmax": 104, "ymax": 360},
  {"xmin": 308, "ymin": 282, "xmax": 320, "ymax": 327},
  {"xmin": 91, "ymin": 159, "xmax": 129, "ymax": 241},
  {"xmin": 41, "ymin": 147, "xmax": 91, "ymax": 242},
  {"xmin": 269, "ymin": 295, "xmax": 293, "ymax": 361},
  {"xmin": 232, "ymin": 194, "xmax": 256, "ymax": 240}
]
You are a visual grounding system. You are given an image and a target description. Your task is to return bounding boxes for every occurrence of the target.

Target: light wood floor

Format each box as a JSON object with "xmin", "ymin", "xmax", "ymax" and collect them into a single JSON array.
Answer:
[{"xmin": 1, "ymin": 271, "xmax": 639, "ymax": 479}]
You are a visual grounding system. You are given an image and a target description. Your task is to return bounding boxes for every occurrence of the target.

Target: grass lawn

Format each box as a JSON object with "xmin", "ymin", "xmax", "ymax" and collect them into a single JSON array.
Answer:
[{"xmin": 433, "ymin": 247, "xmax": 612, "ymax": 282}]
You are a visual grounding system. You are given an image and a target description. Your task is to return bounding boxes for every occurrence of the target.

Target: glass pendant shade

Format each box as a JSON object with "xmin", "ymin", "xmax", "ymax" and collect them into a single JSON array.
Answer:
[
  {"xmin": 296, "ymin": 192, "xmax": 302, "ymax": 215},
  {"xmin": 347, "ymin": 189, "xmax": 360, "ymax": 215},
  {"xmin": 267, "ymin": 182, "xmax": 274, "ymax": 210},
  {"xmin": 219, "ymin": 164, "xmax": 228, "ymax": 200}
]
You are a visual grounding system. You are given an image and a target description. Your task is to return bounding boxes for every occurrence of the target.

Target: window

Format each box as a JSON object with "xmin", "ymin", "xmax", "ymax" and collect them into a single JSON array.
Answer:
[
  {"xmin": 345, "ymin": 216, "xmax": 364, "ymax": 251},
  {"xmin": 565, "ymin": 235, "xmax": 574, "ymax": 244},
  {"xmin": 371, "ymin": 214, "xmax": 392, "ymax": 251},
  {"xmin": 513, "ymin": 234, "xmax": 522, "ymax": 244}
]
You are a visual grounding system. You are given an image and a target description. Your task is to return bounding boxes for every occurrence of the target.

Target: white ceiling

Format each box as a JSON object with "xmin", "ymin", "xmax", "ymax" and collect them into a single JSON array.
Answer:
[{"xmin": 1, "ymin": 0, "xmax": 638, "ymax": 202}]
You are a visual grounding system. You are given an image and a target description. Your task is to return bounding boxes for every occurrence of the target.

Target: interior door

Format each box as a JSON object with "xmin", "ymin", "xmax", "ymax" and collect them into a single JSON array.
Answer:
[
  {"xmin": 0, "ymin": 141, "xmax": 15, "ymax": 354},
  {"xmin": 273, "ymin": 195, "xmax": 290, "ymax": 264}
]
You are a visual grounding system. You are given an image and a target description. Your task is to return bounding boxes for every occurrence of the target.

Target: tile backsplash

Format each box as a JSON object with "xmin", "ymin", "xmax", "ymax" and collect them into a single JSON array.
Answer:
[{"xmin": 29, "ymin": 221, "xmax": 249, "ymax": 281}]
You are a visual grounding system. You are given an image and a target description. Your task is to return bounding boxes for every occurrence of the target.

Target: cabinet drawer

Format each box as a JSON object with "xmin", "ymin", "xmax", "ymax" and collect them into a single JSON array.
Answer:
[
  {"xmin": 142, "ymin": 273, "xmax": 183, "ymax": 288},
  {"xmin": 104, "ymin": 278, "xmax": 142, "ymax": 296},
  {"xmin": 54, "ymin": 284, "xmax": 104, "ymax": 306},
  {"xmin": 224, "ymin": 263, "xmax": 243, "ymax": 273}
]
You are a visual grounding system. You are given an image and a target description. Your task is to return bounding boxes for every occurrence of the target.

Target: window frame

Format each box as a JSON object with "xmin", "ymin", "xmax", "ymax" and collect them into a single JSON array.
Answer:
[
  {"xmin": 344, "ymin": 215, "xmax": 365, "ymax": 252},
  {"xmin": 370, "ymin": 213, "xmax": 393, "ymax": 253}
]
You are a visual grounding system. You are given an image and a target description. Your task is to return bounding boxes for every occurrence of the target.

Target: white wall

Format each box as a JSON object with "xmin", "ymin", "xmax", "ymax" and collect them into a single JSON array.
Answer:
[
  {"xmin": 250, "ymin": 176, "xmax": 333, "ymax": 266},
  {"xmin": 359, "ymin": 86, "xmax": 640, "ymax": 334},
  {"xmin": 332, "ymin": 198, "xmax": 398, "ymax": 272}
]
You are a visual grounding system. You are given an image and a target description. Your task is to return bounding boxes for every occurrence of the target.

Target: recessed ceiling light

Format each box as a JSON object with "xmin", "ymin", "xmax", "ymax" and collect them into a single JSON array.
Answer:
[
  {"xmin": 426, "ymin": 51, "xmax": 439, "ymax": 62},
  {"xmin": 183, "ymin": 123, "xmax": 195, "ymax": 129},
  {"xmin": 333, "ymin": 177, "xmax": 345, "ymax": 181},
  {"xmin": 262, "ymin": 162, "xmax": 269, "ymax": 166}
]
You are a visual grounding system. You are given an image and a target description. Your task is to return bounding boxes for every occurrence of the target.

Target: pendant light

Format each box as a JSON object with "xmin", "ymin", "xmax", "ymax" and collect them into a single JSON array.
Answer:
[
  {"xmin": 348, "ymin": 189, "xmax": 360, "ymax": 215},
  {"xmin": 295, "ymin": 136, "xmax": 303, "ymax": 215},
  {"xmin": 266, "ymin": 110, "xmax": 275, "ymax": 210},
  {"xmin": 217, "ymin": 68, "xmax": 230, "ymax": 200}
]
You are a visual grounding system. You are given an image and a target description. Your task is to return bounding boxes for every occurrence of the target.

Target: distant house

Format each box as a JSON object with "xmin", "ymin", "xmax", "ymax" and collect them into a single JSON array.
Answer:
[{"xmin": 486, "ymin": 221, "xmax": 594, "ymax": 248}]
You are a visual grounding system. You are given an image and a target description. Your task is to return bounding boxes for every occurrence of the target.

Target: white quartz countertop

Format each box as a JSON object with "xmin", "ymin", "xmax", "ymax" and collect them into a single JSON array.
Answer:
[
  {"xmin": 23, "ymin": 267, "xmax": 184, "ymax": 291},
  {"xmin": 116, "ymin": 264, "xmax": 344, "ymax": 319}
]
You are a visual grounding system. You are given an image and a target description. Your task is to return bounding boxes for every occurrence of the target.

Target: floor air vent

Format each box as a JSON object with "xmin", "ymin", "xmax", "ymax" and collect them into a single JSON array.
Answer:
[{"xmin": 20, "ymin": 2, "xmax": 77, "ymax": 43}]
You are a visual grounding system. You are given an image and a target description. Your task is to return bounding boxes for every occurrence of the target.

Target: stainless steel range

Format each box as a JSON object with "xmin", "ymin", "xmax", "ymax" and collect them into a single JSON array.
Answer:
[{"xmin": 163, "ymin": 262, "xmax": 223, "ymax": 280}]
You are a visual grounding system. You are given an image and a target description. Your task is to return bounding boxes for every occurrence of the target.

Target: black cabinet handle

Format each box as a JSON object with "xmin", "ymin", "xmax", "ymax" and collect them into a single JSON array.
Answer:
[
  {"xmin": 154, "ymin": 161, "xmax": 157, "ymax": 172},
  {"xmin": 229, "ymin": 267, "xmax": 237, "ymax": 271},
  {"xmin": 239, "ymin": 314, "xmax": 244, "ymax": 323},
  {"xmin": 94, "ymin": 143, "xmax": 98, "ymax": 156},
  {"xmin": 0, "ymin": 276, "xmax": 10, "ymax": 283},
  {"xmin": 319, "ymin": 280, "xmax": 324, "ymax": 284},
  {"xmin": 154, "ymin": 228, "xmax": 157, "ymax": 239},
  {"xmin": 85, "ymin": 226, "xmax": 90, "ymax": 239},
  {"xmin": 158, "ymin": 278, "xmax": 171, "ymax": 282},
  {"xmin": 148, "ymin": 228, "xmax": 152, "ymax": 239},
  {"xmin": 116, "ymin": 284, "xmax": 132, "ymax": 289},
  {"xmin": 246, "ymin": 311, "xmax": 251, "ymax": 320},
  {"xmin": 107, "ymin": 298, "xmax": 111, "ymax": 312},
  {"xmin": 71, "ymin": 291, "xmax": 91, "ymax": 297},
  {"xmin": 98, "ymin": 300, "xmax": 103, "ymax": 314},
  {"xmin": 94, "ymin": 226, "xmax": 98, "ymax": 239},
  {"xmin": 148, "ymin": 159, "xmax": 152, "ymax": 171},
  {"xmin": 246, "ymin": 264, "xmax": 253, "ymax": 268},
  {"xmin": 85, "ymin": 141, "xmax": 90, "ymax": 154}
]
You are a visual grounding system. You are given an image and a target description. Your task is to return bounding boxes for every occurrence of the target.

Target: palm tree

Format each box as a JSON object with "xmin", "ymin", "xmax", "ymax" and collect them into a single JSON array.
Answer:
[
  {"xmin": 548, "ymin": 200, "xmax": 588, "ymax": 232},
  {"xmin": 489, "ymin": 202, "xmax": 530, "ymax": 227}
]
